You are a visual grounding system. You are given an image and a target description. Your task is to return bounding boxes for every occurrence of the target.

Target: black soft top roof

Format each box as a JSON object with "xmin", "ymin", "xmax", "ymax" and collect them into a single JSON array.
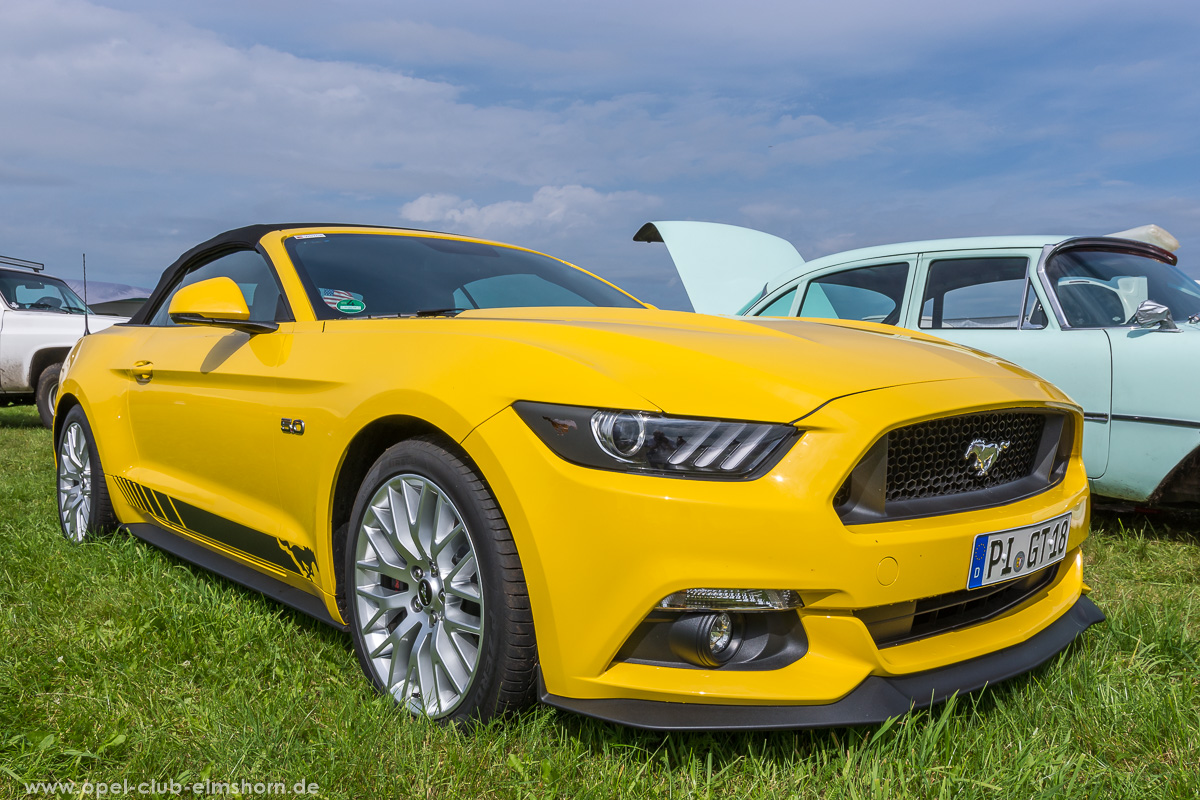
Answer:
[{"xmin": 129, "ymin": 222, "xmax": 434, "ymax": 324}]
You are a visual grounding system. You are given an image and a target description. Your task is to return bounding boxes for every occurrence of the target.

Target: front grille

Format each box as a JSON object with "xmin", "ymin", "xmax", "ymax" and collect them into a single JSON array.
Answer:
[
  {"xmin": 834, "ymin": 408, "xmax": 1071, "ymax": 523},
  {"xmin": 855, "ymin": 565, "xmax": 1058, "ymax": 648},
  {"xmin": 887, "ymin": 411, "xmax": 1045, "ymax": 502}
]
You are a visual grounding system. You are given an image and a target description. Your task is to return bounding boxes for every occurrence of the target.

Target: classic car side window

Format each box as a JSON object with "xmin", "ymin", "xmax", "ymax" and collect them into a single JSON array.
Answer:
[
  {"xmin": 147, "ymin": 250, "xmax": 286, "ymax": 327},
  {"xmin": 920, "ymin": 257, "xmax": 1029, "ymax": 329},
  {"xmin": 1022, "ymin": 282, "xmax": 1047, "ymax": 329},
  {"xmin": 755, "ymin": 287, "xmax": 797, "ymax": 317},
  {"xmin": 1046, "ymin": 248, "xmax": 1200, "ymax": 328},
  {"xmin": 797, "ymin": 263, "xmax": 909, "ymax": 324}
]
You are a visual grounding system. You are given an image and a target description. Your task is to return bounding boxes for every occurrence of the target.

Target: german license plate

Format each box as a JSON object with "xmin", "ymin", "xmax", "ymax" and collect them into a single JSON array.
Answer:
[{"xmin": 967, "ymin": 513, "xmax": 1071, "ymax": 589}]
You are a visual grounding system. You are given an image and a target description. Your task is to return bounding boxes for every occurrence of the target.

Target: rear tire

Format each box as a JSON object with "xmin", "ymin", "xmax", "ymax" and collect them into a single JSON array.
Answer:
[
  {"xmin": 55, "ymin": 405, "xmax": 117, "ymax": 542},
  {"xmin": 36, "ymin": 363, "xmax": 61, "ymax": 429},
  {"xmin": 344, "ymin": 437, "xmax": 536, "ymax": 723}
]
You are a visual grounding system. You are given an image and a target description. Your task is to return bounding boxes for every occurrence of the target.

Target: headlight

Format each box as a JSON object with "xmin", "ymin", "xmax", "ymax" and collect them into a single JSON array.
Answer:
[{"xmin": 514, "ymin": 401, "xmax": 799, "ymax": 478}]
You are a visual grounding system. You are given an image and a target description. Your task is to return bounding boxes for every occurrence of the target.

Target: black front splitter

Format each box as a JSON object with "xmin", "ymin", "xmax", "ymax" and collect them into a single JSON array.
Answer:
[{"xmin": 539, "ymin": 595, "xmax": 1104, "ymax": 731}]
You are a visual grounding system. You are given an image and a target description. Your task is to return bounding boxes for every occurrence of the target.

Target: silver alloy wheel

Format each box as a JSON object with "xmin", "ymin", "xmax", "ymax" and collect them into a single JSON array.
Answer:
[
  {"xmin": 57, "ymin": 420, "xmax": 92, "ymax": 543},
  {"xmin": 353, "ymin": 473, "xmax": 485, "ymax": 718}
]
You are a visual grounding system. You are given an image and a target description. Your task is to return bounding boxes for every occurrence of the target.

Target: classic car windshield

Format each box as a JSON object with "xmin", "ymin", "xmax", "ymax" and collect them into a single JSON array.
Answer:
[
  {"xmin": 0, "ymin": 271, "xmax": 90, "ymax": 314},
  {"xmin": 286, "ymin": 233, "xmax": 643, "ymax": 319},
  {"xmin": 1045, "ymin": 249, "xmax": 1200, "ymax": 328}
]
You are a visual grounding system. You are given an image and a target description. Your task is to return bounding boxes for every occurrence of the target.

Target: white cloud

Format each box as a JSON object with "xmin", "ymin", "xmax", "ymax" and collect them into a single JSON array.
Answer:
[
  {"xmin": 399, "ymin": 185, "xmax": 661, "ymax": 238},
  {"xmin": 0, "ymin": 0, "xmax": 1035, "ymax": 198}
]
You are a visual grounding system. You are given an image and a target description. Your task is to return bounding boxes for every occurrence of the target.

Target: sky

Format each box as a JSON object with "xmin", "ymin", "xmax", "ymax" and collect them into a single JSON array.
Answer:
[{"xmin": 2, "ymin": 0, "xmax": 1198, "ymax": 309}]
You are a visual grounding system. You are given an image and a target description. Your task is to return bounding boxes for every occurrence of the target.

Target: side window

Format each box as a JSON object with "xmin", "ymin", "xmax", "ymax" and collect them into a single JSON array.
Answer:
[
  {"xmin": 797, "ymin": 263, "xmax": 909, "ymax": 323},
  {"xmin": 920, "ymin": 257, "xmax": 1029, "ymax": 329},
  {"xmin": 147, "ymin": 250, "xmax": 285, "ymax": 326},
  {"xmin": 755, "ymin": 287, "xmax": 797, "ymax": 317},
  {"xmin": 1022, "ymin": 282, "xmax": 1047, "ymax": 329}
]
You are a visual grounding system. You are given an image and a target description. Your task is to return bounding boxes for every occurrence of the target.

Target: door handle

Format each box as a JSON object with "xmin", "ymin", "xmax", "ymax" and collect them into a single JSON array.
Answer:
[{"xmin": 133, "ymin": 361, "xmax": 153, "ymax": 384}]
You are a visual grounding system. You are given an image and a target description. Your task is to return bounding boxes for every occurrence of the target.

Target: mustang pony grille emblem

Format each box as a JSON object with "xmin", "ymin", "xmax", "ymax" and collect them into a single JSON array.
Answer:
[{"xmin": 964, "ymin": 438, "xmax": 1011, "ymax": 477}]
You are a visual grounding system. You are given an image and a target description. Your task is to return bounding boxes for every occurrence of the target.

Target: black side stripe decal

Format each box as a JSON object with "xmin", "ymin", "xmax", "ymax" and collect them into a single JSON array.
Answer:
[{"xmin": 111, "ymin": 476, "xmax": 318, "ymax": 582}]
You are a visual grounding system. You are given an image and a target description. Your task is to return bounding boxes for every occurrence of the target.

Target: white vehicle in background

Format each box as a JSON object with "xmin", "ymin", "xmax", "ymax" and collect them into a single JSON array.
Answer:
[{"xmin": 0, "ymin": 256, "xmax": 127, "ymax": 427}]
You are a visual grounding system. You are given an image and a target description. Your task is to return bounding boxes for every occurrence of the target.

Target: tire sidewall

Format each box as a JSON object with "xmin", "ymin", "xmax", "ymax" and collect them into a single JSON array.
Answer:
[
  {"xmin": 36, "ymin": 363, "xmax": 61, "ymax": 429},
  {"xmin": 344, "ymin": 438, "xmax": 513, "ymax": 723}
]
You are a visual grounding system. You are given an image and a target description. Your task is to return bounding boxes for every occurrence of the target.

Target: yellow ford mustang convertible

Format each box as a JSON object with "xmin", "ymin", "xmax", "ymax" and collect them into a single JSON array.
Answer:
[{"xmin": 54, "ymin": 224, "xmax": 1103, "ymax": 730}]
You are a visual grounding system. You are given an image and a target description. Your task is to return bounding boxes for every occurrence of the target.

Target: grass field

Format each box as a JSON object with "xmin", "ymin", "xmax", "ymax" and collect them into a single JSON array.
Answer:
[{"xmin": 1, "ymin": 403, "xmax": 1197, "ymax": 799}]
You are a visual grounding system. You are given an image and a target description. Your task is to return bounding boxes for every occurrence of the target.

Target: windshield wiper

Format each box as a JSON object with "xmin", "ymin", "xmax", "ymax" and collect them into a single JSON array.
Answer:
[{"xmin": 361, "ymin": 308, "xmax": 469, "ymax": 320}]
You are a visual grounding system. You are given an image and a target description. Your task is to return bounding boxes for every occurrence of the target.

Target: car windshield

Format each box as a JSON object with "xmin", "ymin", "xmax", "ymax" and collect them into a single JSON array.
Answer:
[
  {"xmin": 0, "ymin": 271, "xmax": 90, "ymax": 314},
  {"xmin": 285, "ymin": 233, "xmax": 644, "ymax": 319},
  {"xmin": 1044, "ymin": 248, "xmax": 1200, "ymax": 328}
]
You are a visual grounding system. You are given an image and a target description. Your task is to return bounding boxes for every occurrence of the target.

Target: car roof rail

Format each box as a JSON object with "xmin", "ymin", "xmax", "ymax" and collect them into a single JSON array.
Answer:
[{"xmin": 0, "ymin": 254, "xmax": 45, "ymax": 272}]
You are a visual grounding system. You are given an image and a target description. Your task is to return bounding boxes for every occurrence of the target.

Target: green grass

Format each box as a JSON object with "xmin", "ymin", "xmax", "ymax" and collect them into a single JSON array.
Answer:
[{"xmin": 1, "ymin": 402, "xmax": 1197, "ymax": 799}]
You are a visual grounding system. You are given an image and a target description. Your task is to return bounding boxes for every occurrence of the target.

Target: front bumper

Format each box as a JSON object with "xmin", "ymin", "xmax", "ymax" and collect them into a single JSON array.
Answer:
[
  {"xmin": 463, "ymin": 376, "xmax": 1092, "ymax": 709},
  {"xmin": 539, "ymin": 595, "xmax": 1104, "ymax": 731}
]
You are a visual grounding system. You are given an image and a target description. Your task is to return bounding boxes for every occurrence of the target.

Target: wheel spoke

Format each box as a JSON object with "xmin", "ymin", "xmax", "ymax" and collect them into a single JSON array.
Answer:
[
  {"xmin": 359, "ymin": 527, "xmax": 408, "ymax": 576},
  {"xmin": 444, "ymin": 552, "xmax": 481, "ymax": 603},
  {"xmin": 431, "ymin": 505, "xmax": 462, "ymax": 558},
  {"xmin": 400, "ymin": 629, "xmax": 424, "ymax": 709},
  {"xmin": 355, "ymin": 557, "xmax": 408, "ymax": 582},
  {"xmin": 355, "ymin": 584, "xmax": 412, "ymax": 630},
  {"xmin": 428, "ymin": 629, "xmax": 451, "ymax": 710},
  {"xmin": 443, "ymin": 612, "xmax": 482, "ymax": 637},
  {"xmin": 64, "ymin": 426, "xmax": 81, "ymax": 469},
  {"xmin": 383, "ymin": 485, "xmax": 424, "ymax": 565},
  {"xmin": 415, "ymin": 633, "xmax": 440, "ymax": 716},
  {"xmin": 404, "ymin": 479, "xmax": 436, "ymax": 560},
  {"xmin": 433, "ymin": 626, "xmax": 470, "ymax": 694}
]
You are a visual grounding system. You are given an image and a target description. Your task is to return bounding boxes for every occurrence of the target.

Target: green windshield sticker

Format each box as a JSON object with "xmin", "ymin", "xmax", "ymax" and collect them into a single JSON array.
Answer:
[{"xmin": 336, "ymin": 298, "xmax": 366, "ymax": 314}]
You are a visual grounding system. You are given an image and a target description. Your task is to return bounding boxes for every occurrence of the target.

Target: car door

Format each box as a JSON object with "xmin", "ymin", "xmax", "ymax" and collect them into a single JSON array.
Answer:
[
  {"xmin": 911, "ymin": 250, "xmax": 1113, "ymax": 479},
  {"xmin": 120, "ymin": 248, "xmax": 297, "ymax": 577}
]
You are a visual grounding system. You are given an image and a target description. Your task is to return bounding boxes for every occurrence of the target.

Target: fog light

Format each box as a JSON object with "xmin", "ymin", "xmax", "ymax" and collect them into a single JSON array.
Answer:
[
  {"xmin": 708, "ymin": 612, "xmax": 734, "ymax": 654},
  {"xmin": 668, "ymin": 612, "xmax": 744, "ymax": 667}
]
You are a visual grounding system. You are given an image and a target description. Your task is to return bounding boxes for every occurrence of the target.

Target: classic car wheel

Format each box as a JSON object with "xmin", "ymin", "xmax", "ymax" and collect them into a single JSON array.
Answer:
[
  {"xmin": 56, "ymin": 406, "xmax": 116, "ymax": 542},
  {"xmin": 36, "ymin": 363, "xmax": 61, "ymax": 429},
  {"xmin": 345, "ymin": 437, "xmax": 535, "ymax": 723}
]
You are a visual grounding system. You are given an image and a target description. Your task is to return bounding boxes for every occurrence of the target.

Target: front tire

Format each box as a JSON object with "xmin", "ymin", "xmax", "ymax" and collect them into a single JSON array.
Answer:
[
  {"xmin": 344, "ymin": 437, "xmax": 536, "ymax": 723},
  {"xmin": 56, "ymin": 405, "xmax": 117, "ymax": 542},
  {"xmin": 36, "ymin": 363, "xmax": 61, "ymax": 428}
]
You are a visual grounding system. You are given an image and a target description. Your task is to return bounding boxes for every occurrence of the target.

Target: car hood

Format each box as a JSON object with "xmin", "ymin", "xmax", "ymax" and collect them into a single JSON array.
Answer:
[
  {"xmin": 440, "ymin": 307, "xmax": 1050, "ymax": 422},
  {"xmin": 87, "ymin": 314, "xmax": 129, "ymax": 329}
]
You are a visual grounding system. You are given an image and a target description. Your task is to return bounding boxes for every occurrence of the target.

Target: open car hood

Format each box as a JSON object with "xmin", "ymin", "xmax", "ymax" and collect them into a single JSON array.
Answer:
[{"xmin": 633, "ymin": 221, "xmax": 804, "ymax": 315}]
